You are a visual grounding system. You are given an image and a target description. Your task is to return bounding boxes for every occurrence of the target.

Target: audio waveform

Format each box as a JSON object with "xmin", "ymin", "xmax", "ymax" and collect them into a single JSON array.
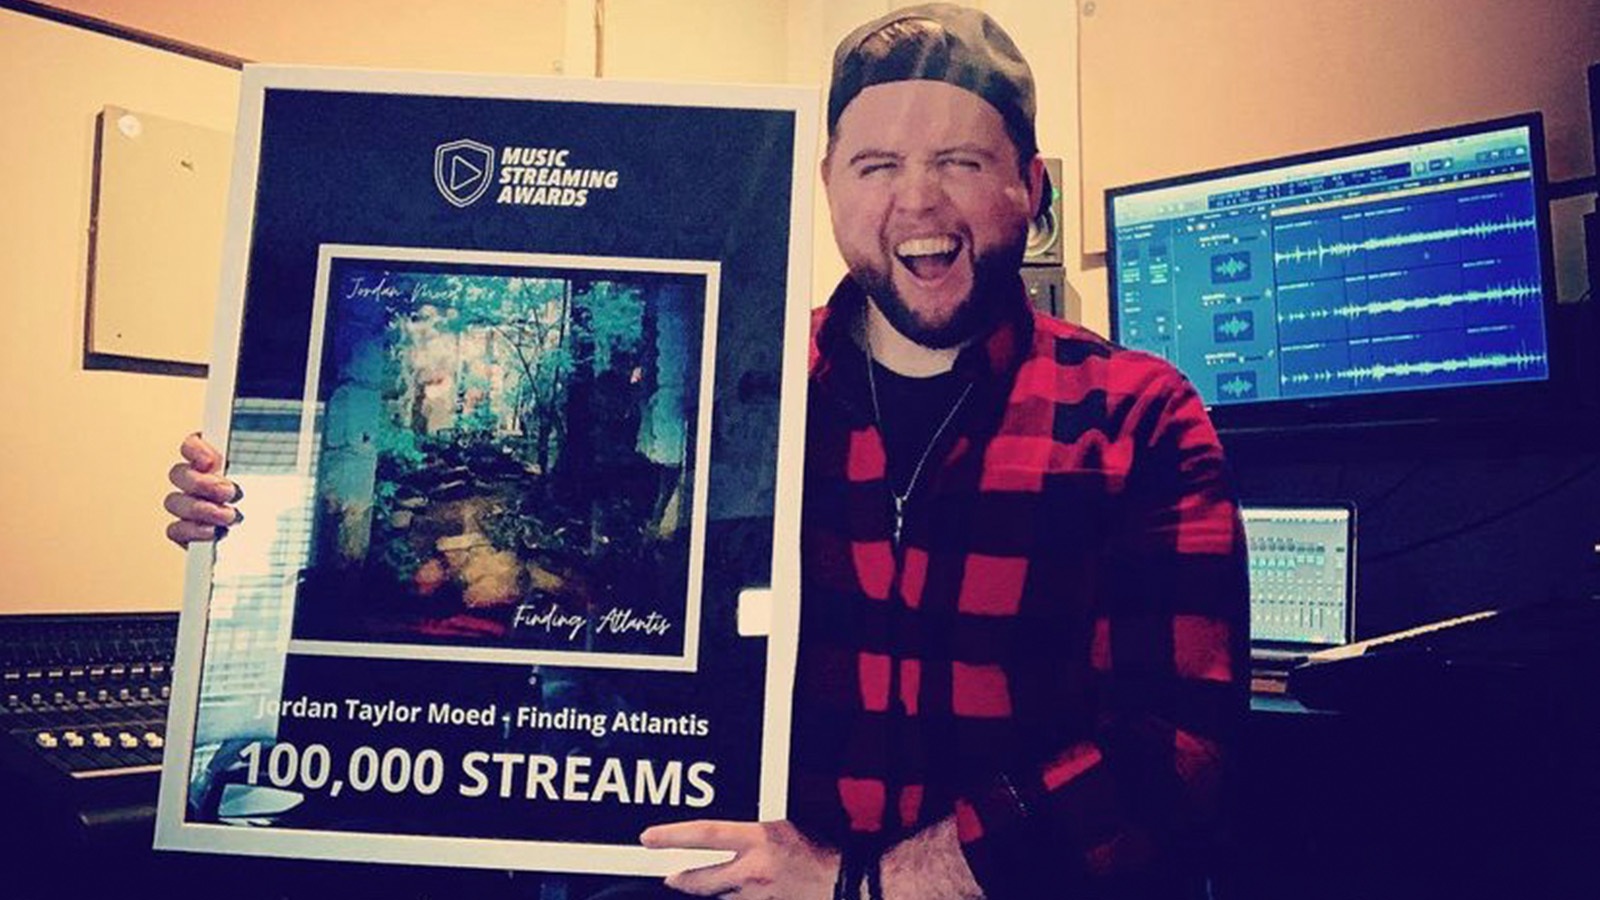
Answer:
[
  {"xmin": 1273, "ymin": 215, "xmax": 1536, "ymax": 267},
  {"xmin": 1281, "ymin": 348, "xmax": 1547, "ymax": 386},
  {"xmin": 1216, "ymin": 258, "xmax": 1248, "ymax": 278},
  {"xmin": 1279, "ymin": 282, "xmax": 1540, "ymax": 323},
  {"xmin": 1211, "ymin": 252, "xmax": 1252, "ymax": 283},
  {"xmin": 1216, "ymin": 315, "xmax": 1252, "ymax": 337},
  {"xmin": 1218, "ymin": 374, "xmax": 1257, "ymax": 398}
]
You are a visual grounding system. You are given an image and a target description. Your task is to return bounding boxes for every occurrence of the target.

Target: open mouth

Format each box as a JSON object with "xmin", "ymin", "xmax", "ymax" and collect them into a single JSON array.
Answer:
[{"xmin": 894, "ymin": 234, "xmax": 963, "ymax": 282}]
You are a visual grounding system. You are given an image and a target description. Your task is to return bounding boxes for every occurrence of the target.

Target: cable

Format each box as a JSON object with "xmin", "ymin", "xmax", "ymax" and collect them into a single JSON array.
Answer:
[{"xmin": 1366, "ymin": 456, "xmax": 1600, "ymax": 564}]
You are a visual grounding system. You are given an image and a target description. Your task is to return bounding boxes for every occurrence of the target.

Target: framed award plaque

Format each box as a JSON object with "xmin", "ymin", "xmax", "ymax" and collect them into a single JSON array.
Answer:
[{"xmin": 155, "ymin": 66, "xmax": 816, "ymax": 876}]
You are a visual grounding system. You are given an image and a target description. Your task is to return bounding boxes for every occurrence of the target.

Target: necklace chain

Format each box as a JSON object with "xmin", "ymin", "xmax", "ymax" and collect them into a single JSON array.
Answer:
[{"xmin": 865, "ymin": 341, "xmax": 974, "ymax": 545}]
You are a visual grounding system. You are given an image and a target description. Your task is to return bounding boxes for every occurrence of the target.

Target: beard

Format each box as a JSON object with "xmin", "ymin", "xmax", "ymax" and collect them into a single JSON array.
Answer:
[{"xmin": 851, "ymin": 228, "xmax": 1027, "ymax": 350}]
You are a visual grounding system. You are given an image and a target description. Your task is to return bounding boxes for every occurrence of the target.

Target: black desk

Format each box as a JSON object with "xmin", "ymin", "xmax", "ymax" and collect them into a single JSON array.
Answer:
[{"xmin": 1236, "ymin": 691, "xmax": 1600, "ymax": 900}]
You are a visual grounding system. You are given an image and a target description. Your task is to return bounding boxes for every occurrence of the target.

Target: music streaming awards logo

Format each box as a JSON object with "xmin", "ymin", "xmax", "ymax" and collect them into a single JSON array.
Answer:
[
  {"xmin": 434, "ymin": 139, "xmax": 495, "ymax": 208},
  {"xmin": 434, "ymin": 138, "xmax": 622, "ymax": 209}
]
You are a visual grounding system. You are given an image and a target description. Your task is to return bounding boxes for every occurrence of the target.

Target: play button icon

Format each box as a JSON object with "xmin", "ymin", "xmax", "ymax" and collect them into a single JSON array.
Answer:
[
  {"xmin": 434, "ymin": 139, "xmax": 496, "ymax": 207},
  {"xmin": 450, "ymin": 155, "xmax": 483, "ymax": 191}
]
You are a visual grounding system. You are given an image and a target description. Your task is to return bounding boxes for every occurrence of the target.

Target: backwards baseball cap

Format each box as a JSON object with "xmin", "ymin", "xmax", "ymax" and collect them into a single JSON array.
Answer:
[{"xmin": 827, "ymin": 3, "xmax": 1048, "ymax": 213}]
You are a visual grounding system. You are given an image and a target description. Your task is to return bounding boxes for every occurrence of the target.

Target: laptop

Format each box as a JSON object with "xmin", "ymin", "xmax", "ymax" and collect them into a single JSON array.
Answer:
[{"xmin": 1241, "ymin": 503, "xmax": 1357, "ymax": 693}]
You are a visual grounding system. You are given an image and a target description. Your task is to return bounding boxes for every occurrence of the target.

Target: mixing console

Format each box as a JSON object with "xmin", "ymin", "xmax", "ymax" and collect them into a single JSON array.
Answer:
[{"xmin": 0, "ymin": 614, "xmax": 176, "ymax": 782}]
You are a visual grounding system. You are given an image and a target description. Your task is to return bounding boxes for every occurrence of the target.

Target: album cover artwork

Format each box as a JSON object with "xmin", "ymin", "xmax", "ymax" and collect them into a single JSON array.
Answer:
[{"xmin": 292, "ymin": 250, "xmax": 715, "ymax": 667}]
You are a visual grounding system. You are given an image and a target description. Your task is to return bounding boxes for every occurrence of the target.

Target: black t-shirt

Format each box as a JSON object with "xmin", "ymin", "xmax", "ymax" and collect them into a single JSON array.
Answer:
[{"xmin": 869, "ymin": 361, "xmax": 971, "ymax": 499}]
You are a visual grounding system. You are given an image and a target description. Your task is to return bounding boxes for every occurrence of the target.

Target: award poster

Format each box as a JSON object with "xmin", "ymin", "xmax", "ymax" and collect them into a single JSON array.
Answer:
[{"xmin": 155, "ymin": 66, "xmax": 817, "ymax": 876}]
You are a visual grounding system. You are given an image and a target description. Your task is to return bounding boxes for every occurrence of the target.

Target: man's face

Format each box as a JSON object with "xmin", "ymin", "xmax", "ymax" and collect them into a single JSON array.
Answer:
[{"xmin": 824, "ymin": 79, "xmax": 1042, "ymax": 349}]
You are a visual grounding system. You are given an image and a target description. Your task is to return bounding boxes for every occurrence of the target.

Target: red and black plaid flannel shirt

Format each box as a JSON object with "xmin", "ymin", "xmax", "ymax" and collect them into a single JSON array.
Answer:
[{"xmin": 789, "ymin": 277, "xmax": 1249, "ymax": 899}]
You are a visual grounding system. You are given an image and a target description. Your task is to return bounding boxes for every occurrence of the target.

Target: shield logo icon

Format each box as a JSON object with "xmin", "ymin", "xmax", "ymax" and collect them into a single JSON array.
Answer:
[{"xmin": 434, "ymin": 139, "xmax": 495, "ymax": 208}]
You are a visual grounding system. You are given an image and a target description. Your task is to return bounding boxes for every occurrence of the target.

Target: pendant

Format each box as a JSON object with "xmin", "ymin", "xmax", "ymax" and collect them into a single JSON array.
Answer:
[{"xmin": 892, "ymin": 494, "xmax": 905, "ymax": 546}]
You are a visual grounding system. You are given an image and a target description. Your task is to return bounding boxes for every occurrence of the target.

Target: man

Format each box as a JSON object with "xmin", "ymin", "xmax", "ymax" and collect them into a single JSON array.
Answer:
[{"xmin": 169, "ymin": 5, "xmax": 1247, "ymax": 898}]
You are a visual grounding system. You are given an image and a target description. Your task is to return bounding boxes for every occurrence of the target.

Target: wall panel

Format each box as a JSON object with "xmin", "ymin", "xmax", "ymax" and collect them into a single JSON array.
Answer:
[{"xmin": 1079, "ymin": 0, "xmax": 1600, "ymax": 253}]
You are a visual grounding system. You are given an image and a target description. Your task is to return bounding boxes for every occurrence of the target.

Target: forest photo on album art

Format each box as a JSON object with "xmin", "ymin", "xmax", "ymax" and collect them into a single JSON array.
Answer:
[{"xmin": 292, "ymin": 256, "xmax": 710, "ymax": 660}]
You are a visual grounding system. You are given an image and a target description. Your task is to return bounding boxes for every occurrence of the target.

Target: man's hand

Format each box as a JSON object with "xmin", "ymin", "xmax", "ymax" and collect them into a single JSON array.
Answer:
[
  {"xmin": 164, "ymin": 433, "xmax": 242, "ymax": 546},
  {"xmin": 640, "ymin": 819, "xmax": 838, "ymax": 900}
]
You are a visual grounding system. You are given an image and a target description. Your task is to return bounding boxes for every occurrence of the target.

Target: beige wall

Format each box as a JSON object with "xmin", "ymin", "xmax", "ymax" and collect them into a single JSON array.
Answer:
[
  {"xmin": 603, "ymin": 0, "xmax": 789, "ymax": 82},
  {"xmin": 1079, "ymin": 0, "xmax": 1600, "ymax": 255},
  {"xmin": 40, "ymin": 0, "xmax": 569, "ymax": 72},
  {"xmin": 0, "ymin": 8, "xmax": 237, "ymax": 613}
]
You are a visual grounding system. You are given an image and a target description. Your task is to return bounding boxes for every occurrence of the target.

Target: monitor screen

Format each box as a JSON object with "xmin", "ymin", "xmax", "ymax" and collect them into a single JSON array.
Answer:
[
  {"xmin": 1241, "ymin": 504, "xmax": 1355, "ymax": 648},
  {"xmin": 1106, "ymin": 114, "xmax": 1559, "ymax": 432}
]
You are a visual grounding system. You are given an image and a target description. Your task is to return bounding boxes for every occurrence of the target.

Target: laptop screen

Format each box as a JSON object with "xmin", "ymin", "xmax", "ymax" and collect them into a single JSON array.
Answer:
[{"xmin": 1241, "ymin": 504, "xmax": 1356, "ymax": 649}]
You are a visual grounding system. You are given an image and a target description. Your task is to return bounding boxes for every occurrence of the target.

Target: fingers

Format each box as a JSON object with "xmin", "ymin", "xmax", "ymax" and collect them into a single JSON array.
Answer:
[
  {"xmin": 179, "ymin": 432, "xmax": 224, "ymax": 474},
  {"xmin": 663, "ymin": 861, "xmax": 741, "ymax": 896},
  {"xmin": 168, "ymin": 460, "xmax": 242, "ymax": 503},
  {"xmin": 641, "ymin": 820, "xmax": 758, "ymax": 852},
  {"xmin": 164, "ymin": 491, "xmax": 242, "ymax": 548},
  {"xmin": 170, "ymin": 433, "xmax": 240, "ymax": 507},
  {"xmin": 168, "ymin": 433, "xmax": 241, "ymax": 548},
  {"xmin": 166, "ymin": 519, "xmax": 229, "ymax": 548},
  {"xmin": 642, "ymin": 821, "xmax": 756, "ymax": 896}
]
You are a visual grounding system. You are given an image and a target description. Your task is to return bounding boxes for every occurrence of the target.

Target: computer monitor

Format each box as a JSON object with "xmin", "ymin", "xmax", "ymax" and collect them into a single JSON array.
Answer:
[
  {"xmin": 1241, "ymin": 504, "xmax": 1356, "ymax": 651},
  {"xmin": 1106, "ymin": 114, "xmax": 1561, "ymax": 432}
]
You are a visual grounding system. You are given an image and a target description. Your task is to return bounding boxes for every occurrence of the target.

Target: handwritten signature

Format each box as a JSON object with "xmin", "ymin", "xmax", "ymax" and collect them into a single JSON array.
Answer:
[{"xmin": 512, "ymin": 602, "xmax": 673, "ymax": 641}]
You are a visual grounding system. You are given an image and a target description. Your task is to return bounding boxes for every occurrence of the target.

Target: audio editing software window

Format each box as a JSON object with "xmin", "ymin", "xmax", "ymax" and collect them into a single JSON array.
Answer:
[
  {"xmin": 1110, "ymin": 123, "xmax": 1549, "ymax": 407},
  {"xmin": 1242, "ymin": 507, "xmax": 1352, "ymax": 646}
]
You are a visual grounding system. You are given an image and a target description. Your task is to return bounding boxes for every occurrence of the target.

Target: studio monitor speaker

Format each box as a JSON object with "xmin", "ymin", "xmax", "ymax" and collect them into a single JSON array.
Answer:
[
  {"xmin": 1024, "ymin": 157, "xmax": 1064, "ymax": 267},
  {"xmin": 1022, "ymin": 266, "xmax": 1082, "ymax": 323}
]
